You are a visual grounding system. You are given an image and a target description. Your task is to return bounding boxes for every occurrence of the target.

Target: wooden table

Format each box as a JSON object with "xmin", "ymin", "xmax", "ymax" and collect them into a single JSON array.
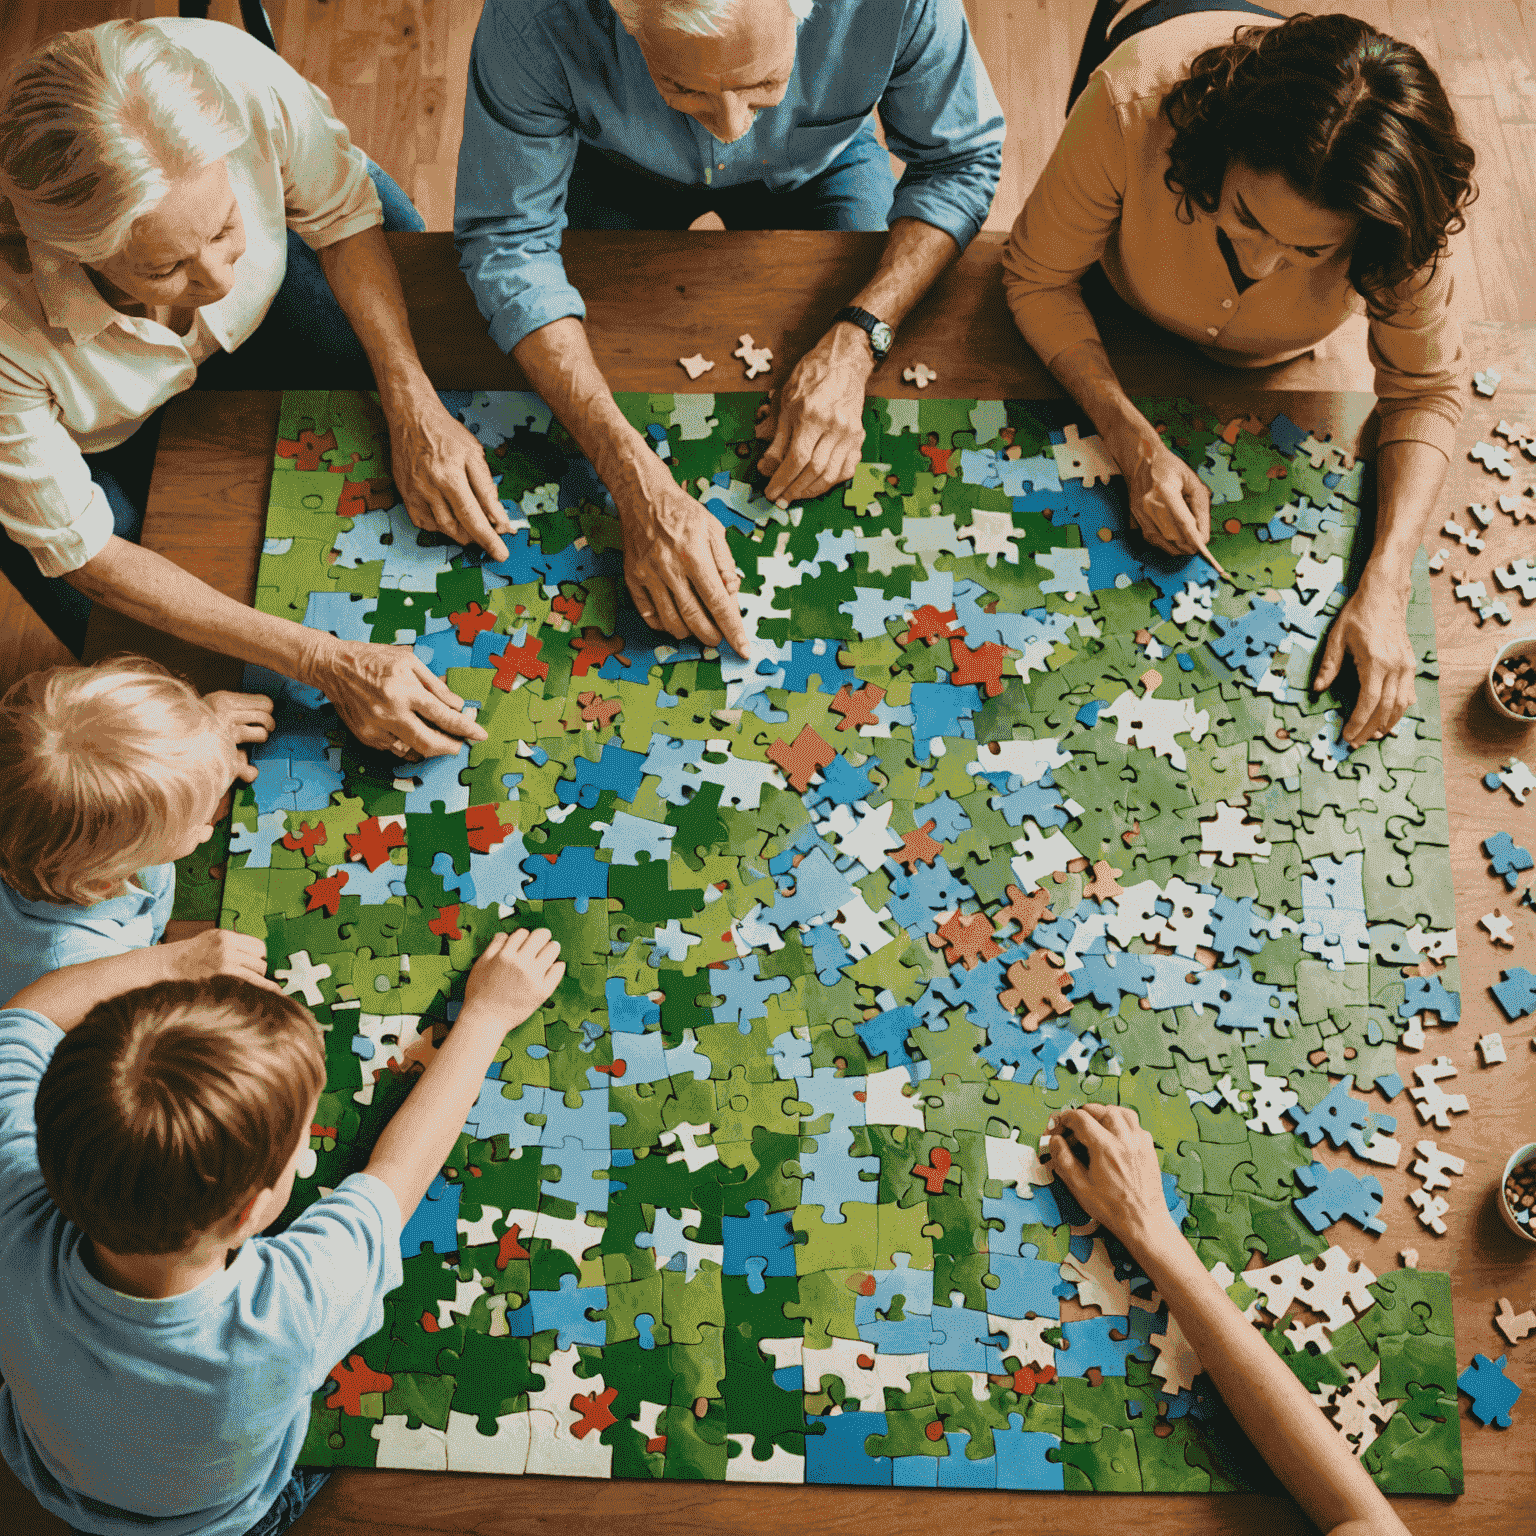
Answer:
[{"xmin": 62, "ymin": 235, "xmax": 1536, "ymax": 1535}]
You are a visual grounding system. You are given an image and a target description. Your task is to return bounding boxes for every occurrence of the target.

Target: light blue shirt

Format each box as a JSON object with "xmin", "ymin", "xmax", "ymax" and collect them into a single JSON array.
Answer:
[
  {"xmin": 0, "ymin": 1011, "xmax": 403, "ymax": 1536},
  {"xmin": 455, "ymin": 0, "xmax": 1006, "ymax": 352},
  {"xmin": 0, "ymin": 863, "xmax": 176, "ymax": 1006}
]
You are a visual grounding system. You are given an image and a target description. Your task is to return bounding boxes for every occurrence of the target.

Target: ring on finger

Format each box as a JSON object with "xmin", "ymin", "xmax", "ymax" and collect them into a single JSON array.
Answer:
[{"xmin": 391, "ymin": 738, "xmax": 408, "ymax": 755}]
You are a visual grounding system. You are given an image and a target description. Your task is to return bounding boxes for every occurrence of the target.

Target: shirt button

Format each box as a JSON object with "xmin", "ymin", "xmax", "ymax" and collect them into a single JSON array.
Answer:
[
  {"xmin": 1222, "ymin": 299, "xmax": 1233, "ymax": 309},
  {"xmin": 1206, "ymin": 326, "xmax": 1219, "ymax": 337}
]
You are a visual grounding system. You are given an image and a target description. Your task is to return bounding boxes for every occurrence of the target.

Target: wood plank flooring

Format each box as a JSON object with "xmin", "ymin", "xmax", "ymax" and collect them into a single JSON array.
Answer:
[{"xmin": 0, "ymin": 0, "xmax": 1533, "ymax": 695}]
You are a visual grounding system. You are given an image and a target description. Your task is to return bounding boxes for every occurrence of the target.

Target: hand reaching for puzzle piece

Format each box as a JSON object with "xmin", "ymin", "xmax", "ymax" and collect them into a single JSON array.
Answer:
[
  {"xmin": 1115, "ymin": 426, "xmax": 1212, "ymax": 557},
  {"xmin": 755, "ymin": 325, "xmax": 873, "ymax": 505},
  {"xmin": 1312, "ymin": 585, "xmax": 1418, "ymax": 746},
  {"xmin": 204, "ymin": 689, "xmax": 275, "ymax": 784}
]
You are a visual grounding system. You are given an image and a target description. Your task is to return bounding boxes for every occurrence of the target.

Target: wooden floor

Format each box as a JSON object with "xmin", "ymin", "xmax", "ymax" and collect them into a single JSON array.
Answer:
[{"xmin": 0, "ymin": 0, "xmax": 1534, "ymax": 689}]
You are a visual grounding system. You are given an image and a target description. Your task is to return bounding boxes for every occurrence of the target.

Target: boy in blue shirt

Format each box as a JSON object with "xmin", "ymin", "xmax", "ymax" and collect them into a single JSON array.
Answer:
[
  {"xmin": 0, "ymin": 926, "xmax": 563, "ymax": 1536},
  {"xmin": 0, "ymin": 657, "xmax": 276, "ymax": 1001}
]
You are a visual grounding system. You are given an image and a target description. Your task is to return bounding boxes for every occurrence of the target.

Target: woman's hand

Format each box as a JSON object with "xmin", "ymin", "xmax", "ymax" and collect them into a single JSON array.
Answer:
[
  {"xmin": 1116, "ymin": 428, "xmax": 1212, "ymax": 556},
  {"xmin": 1313, "ymin": 582, "xmax": 1418, "ymax": 746},
  {"xmin": 310, "ymin": 640, "xmax": 488, "ymax": 759},
  {"xmin": 1046, "ymin": 1104, "xmax": 1180, "ymax": 1254},
  {"xmin": 204, "ymin": 690, "xmax": 274, "ymax": 784},
  {"xmin": 385, "ymin": 392, "xmax": 516, "ymax": 562}
]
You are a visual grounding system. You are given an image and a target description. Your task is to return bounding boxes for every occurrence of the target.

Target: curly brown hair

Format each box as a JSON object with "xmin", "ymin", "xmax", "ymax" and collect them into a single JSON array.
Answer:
[{"xmin": 1160, "ymin": 13, "xmax": 1475, "ymax": 316}]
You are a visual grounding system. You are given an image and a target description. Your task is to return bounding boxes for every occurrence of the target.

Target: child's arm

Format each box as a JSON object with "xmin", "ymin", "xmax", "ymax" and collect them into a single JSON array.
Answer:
[
  {"xmin": 1046, "ymin": 1105, "xmax": 1412, "ymax": 1536},
  {"xmin": 365, "ymin": 929, "xmax": 563, "ymax": 1226},
  {"xmin": 7, "ymin": 931, "xmax": 276, "ymax": 1027}
]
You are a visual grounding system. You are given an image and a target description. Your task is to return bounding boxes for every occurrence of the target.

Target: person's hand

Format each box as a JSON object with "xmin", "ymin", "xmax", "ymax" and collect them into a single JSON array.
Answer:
[
  {"xmin": 461, "ymin": 929, "xmax": 565, "ymax": 1031},
  {"xmin": 311, "ymin": 640, "xmax": 488, "ymax": 760},
  {"xmin": 162, "ymin": 929, "xmax": 280, "ymax": 991},
  {"xmin": 384, "ymin": 391, "xmax": 515, "ymax": 562},
  {"xmin": 1313, "ymin": 582, "xmax": 1417, "ymax": 747},
  {"xmin": 205, "ymin": 690, "xmax": 274, "ymax": 785},
  {"xmin": 1116, "ymin": 428, "xmax": 1211, "ymax": 557},
  {"xmin": 1045, "ymin": 1104, "xmax": 1179, "ymax": 1253},
  {"xmin": 755, "ymin": 326, "xmax": 873, "ymax": 505},
  {"xmin": 617, "ymin": 455, "xmax": 751, "ymax": 657}
]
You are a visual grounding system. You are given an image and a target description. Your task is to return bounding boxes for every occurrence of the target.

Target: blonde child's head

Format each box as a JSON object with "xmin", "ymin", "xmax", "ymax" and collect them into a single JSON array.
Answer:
[
  {"xmin": 0, "ymin": 657, "xmax": 238, "ymax": 906},
  {"xmin": 36, "ymin": 976, "xmax": 326, "ymax": 1256}
]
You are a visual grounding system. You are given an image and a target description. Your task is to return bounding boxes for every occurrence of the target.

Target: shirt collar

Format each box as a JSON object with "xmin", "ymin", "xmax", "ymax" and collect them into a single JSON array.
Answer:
[
  {"xmin": 7, "ymin": 875, "xmax": 158, "ymax": 928},
  {"xmin": 28, "ymin": 240, "xmax": 131, "ymax": 343}
]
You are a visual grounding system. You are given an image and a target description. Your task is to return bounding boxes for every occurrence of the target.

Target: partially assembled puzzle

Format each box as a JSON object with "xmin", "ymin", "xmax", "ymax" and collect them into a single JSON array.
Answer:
[{"xmin": 218, "ymin": 388, "xmax": 1464, "ymax": 1492}]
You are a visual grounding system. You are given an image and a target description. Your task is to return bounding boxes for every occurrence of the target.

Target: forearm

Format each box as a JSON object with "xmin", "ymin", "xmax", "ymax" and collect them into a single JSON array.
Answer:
[
  {"xmin": 65, "ymin": 536, "xmax": 339, "ymax": 690},
  {"xmin": 845, "ymin": 217, "xmax": 959, "ymax": 332},
  {"xmin": 365, "ymin": 1005, "xmax": 512, "ymax": 1220},
  {"xmin": 1131, "ymin": 1221, "xmax": 1410, "ymax": 1536},
  {"xmin": 1359, "ymin": 439, "xmax": 1448, "ymax": 601},
  {"xmin": 1043, "ymin": 336, "xmax": 1151, "ymax": 465},
  {"xmin": 9, "ymin": 947, "xmax": 180, "ymax": 1030}
]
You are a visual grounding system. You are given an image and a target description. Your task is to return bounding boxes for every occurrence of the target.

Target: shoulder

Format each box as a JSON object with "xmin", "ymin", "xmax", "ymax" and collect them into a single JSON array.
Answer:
[
  {"xmin": 480, "ymin": 0, "xmax": 604, "ymax": 46},
  {"xmin": 0, "ymin": 1008, "xmax": 63, "ymax": 1053},
  {"xmin": 1096, "ymin": 10, "xmax": 1279, "ymax": 115},
  {"xmin": 139, "ymin": 14, "xmax": 286, "ymax": 82}
]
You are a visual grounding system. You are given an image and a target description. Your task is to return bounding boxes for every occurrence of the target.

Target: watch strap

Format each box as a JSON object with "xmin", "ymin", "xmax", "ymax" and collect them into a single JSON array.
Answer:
[{"xmin": 833, "ymin": 304, "xmax": 891, "ymax": 361}]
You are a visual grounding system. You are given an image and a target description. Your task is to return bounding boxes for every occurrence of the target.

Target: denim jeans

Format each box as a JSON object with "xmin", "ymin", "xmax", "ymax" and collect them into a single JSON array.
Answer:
[
  {"xmin": 0, "ymin": 158, "xmax": 425, "ymax": 658},
  {"xmin": 565, "ymin": 117, "xmax": 897, "ymax": 232},
  {"xmin": 67, "ymin": 1467, "xmax": 330, "ymax": 1536}
]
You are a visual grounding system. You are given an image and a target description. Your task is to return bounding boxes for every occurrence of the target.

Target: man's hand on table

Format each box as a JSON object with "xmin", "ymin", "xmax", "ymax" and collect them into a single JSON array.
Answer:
[
  {"xmin": 755, "ymin": 325, "xmax": 874, "ymax": 505},
  {"xmin": 1313, "ymin": 579, "xmax": 1418, "ymax": 747},
  {"xmin": 384, "ymin": 392, "xmax": 515, "ymax": 562},
  {"xmin": 305, "ymin": 638, "xmax": 489, "ymax": 760},
  {"xmin": 613, "ymin": 452, "xmax": 751, "ymax": 658}
]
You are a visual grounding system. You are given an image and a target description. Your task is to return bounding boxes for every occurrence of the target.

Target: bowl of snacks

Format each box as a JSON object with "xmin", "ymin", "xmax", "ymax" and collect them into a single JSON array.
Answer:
[
  {"xmin": 1499, "ymin": 1142, "xmax": 1536, "ymax": 1244},
  {"xmin": 1488, "ymin": 635, "xmax": 1536, "ymax": 723}
]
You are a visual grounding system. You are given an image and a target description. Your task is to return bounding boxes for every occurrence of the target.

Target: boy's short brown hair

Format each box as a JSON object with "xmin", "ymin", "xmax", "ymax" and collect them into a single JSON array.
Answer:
[
  {"xmin": 36, "ymin": 977, "xmax": 326, "ymax": 1255},
  {"xmin": 0, "ymin": 656, "xmax": 227, "ymax": 905}
]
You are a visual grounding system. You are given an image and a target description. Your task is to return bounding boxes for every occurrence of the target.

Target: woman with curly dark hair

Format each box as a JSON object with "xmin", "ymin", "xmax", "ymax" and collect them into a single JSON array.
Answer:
[{"xmin": 1003, "ymin": 8, "xmax": 1475, "ymax": 748}]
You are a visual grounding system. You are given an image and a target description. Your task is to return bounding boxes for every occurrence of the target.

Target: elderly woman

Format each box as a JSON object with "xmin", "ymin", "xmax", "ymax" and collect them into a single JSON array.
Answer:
[
  {"xmin": 1003, "ymin": 8, "xmax": 1475, "ymax": 748},
  {"xmin": 0, "ymin": 17, "xmax": 511, "ymax": 759}
]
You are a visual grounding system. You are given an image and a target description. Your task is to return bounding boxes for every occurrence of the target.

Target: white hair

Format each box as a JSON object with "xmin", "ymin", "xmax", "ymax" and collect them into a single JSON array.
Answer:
[
  {"xmin": 611, "ymin": 0, "xmax": 814, "ymax": 40},
  {"xmin": 0, "ymin": 20, "xmax": 245, "ymax": 265}
]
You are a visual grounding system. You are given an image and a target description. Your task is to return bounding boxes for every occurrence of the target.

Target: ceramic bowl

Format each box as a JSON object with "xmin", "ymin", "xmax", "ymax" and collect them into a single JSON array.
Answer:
[
  {"xmin": 1498, "ymin": 1141, "xmax": 1536, "ymax": 1244},
  {"xmin": 1487, "ymin": 634, "xmax": 1536, "ymax": 724}
]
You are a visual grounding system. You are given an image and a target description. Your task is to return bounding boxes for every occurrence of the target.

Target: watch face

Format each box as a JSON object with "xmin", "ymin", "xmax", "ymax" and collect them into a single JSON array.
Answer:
[{"xmin": 871, "ymin": 322, "xmax": 894, "ymax": 354}]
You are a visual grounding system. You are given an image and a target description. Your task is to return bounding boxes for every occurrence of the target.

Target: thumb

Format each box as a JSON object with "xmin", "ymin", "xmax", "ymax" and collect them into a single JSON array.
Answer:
[
  {"xmin": 1047, "ymin": 1131, "xmax": 1085, "ymax": 1189},
  {"xmin": 711, "ymin": 522, "xmax": 742, "ymax": 594},
  {"xmin": 758, "ymin": 412, "xmax": 791, "ymax": 476},
  {"xmin": 1313, "ymin": 624, "xmax": 1346, "ymax": 691}
]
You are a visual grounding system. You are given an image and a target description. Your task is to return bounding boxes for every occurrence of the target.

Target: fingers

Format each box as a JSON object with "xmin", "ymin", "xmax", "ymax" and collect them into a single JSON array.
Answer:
[
  {"xmin": 1312, "ymin": 628, "xmax": 1344, "ymax": 693},
  {"xmin": 646, "ymin": 580, "xmax": 693, "ymax": 643},
  {"xmin": 464, "ymin": 452, "xmax": 515, "ymax": 558},
  {"xmin": 759, "ymin": 415, "xmax": 796, "ymax": 496},
  {"xmin": 1343, "ymin": 664, "xmax": 1385, "ymax": 748},
  {"xmin": 410, "ymin": 656, "xmax": 468, "ymax": 715},
  {"xmin": 235, "ymin": 757, "xmax": 259, "ymax": 785},
  {"xmin": 1180, "ymin": 462, "xmax": 1212, "ymax": 544},
  {"xmin": 436, "ymin": 470, "xmax": 512, "ymax": 564}
]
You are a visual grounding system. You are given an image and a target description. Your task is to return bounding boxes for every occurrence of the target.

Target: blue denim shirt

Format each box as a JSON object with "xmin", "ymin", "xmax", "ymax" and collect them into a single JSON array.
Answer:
[{"xmin": 454, "ymin": 0, "xmax": 1006, "ymax": 353}]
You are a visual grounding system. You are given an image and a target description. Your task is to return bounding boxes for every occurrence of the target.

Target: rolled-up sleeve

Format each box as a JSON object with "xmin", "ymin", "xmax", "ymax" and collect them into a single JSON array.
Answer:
[
  {"xmin": 1367, "ymin": 251, "xmax": 1468, "ymax": 460},
  {"xmin": 0, "ymin": 352, "xmax": 115, "ymax": 578},
  {"xmin": 881, "ymin": 0, "xmax": 1004, "ymax": 250},
  {"xmin": 252, "ymin": 36, "xmax": 381, "ymax": 249},
  {"xmin": 453, "ymin": 1, "xmax": 584, "ymax": 355},
  {"xmin": 1000, "ymin": 72, "xmax": 1127, "ymax": 368}
]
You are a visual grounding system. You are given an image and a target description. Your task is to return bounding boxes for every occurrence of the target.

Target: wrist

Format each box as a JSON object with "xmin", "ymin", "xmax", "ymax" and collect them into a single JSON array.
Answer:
[
  {"xmin": 293, "ymin": 625, "xmax": 344, "ymax": 692},
  {"xmin": 828, "ymin": 321, "xmax": 881, "ymax": 377},
  {"xmin": 373, "ymin": 359, "xmax": 437, "ymax": 420}
]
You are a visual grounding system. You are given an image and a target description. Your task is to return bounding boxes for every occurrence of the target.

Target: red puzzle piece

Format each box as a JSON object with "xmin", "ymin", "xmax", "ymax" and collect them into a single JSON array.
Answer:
[
  {"xmin": 491, "ymin": 634, "xmax": 550, "ymax": 691},
  {"xmin": 496, "ymin": 1223, "xmax": 531, "ymax": 1270},
  {"xmin": 281, "ymin": 820, "xmax": 327, "ymax": 858},
  {"xmin": 451, "ymin": 600, "xmax": 498, "ymax": 645},
  {"xmin": 900, "ymin": 604, "xmax": 963, "ymax": 647},
  {"xmin": 570, "ymin": 1386, "xmax": 619, "ymax": 1439},
  {"xmin": 1013, "ymin": 1364, "xmax": 1057, "ymax": 1395},
  {"xmin": 552, "ymin": 592, "xmax": 585, "ymax": 625},
  {"xmin": 948, "ymin": 636, "xmax": 1012, "ymax": 697},
  {"xmin": 829, "ymin": 682, "xmax": 885, "ymax": 732},
  {"xmin": 428, "ymin": 903, "xmax": 462, "ymax": 940},
  {"xmin": 994, "ymin": 883, "xmax": 1051, "ymax": 941},
  {"xmin": 275, "ymin": 427, "xmax": 337, "ymax": 472},
  {"xmin": 893, "ymin": 819, "xmax": 942, "ymax": 871},
  {"xmin": 911, "ymin": 1145, "xmax": 955, "ymax": 1195},
  {"xmin": 918, "ymin": 440, "xmax": 953, "ymax": 475},
  {"xmin": 999, "ymin": 950, "xmax": 1074, "ymax": 1024},
  {"xmin": 766, "ymin": 724, "xmax": 836, "ymax": 791},
  {"xmin": 346, "ymin": 815, "xmax": 405, "ymax": 871},
  {"xmin": 335, "ymin": 475, "xmax": 395, "ymax": 519},
  {"xmin": 466, "ymin": 804, "xmax": 512, "ymax": 853},
  {"xmin": 325, "ymin": 1353, "xmax": 393, "ymax": 1416},
  {"xmin": 928, "ymin": 910, "xmax": 1003, "ymax": 970},
  {"xmin": 570, "ymin": 628, "xmax": 627, "ymax": 677},
  {"xmin": 574, "ymin": 691, "xmax": 623, "ymax": 729},
  {"xmin": 304, "ymin": 869, "xmax": 349, "ymax": 917}
]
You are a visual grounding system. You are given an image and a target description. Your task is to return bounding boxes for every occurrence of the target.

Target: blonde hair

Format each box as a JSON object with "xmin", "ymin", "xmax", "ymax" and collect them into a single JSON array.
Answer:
[
  {"xmin": 0, "ymin": 657, "xmax": 229, "ymax": 906},
  {"xmin": 37, "ymin": 977, "xmax": 325, "ymax": 1255},
  {"xmin": 0, "ymin": 19, "xmax": 245, "ymax": 265},
  {"xmin": 610, "ymin": 0, "xmax": 814, "ymax": 39}
]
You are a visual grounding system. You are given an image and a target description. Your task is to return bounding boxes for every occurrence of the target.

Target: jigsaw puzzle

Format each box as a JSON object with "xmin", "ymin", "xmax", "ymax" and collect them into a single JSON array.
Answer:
[{"xmin": 208, "ymin": 388, "xmax": 1463, "ymax": 1493}]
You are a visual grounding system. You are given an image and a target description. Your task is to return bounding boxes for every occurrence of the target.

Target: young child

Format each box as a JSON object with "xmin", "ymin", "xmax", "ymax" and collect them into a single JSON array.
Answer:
[
  {"xmin": 0, "ymin": 925, "xmax": 563, "ymax": 1536},
  {"xmin": 0, "ymin": 657, "xmax": 278, "ymax": 1003}
]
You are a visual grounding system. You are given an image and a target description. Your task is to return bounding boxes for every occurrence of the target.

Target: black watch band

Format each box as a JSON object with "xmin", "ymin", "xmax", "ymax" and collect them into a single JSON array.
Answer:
[{"xmin": 833, "ymin": 305, "xmax": 893, "ymax": 364}]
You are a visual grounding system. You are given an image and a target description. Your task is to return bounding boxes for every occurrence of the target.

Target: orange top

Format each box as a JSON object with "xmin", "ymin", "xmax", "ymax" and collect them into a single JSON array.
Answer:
[{"xmin": 1001, "ymin": 11, "xmax": 1467, "ymax": 459}]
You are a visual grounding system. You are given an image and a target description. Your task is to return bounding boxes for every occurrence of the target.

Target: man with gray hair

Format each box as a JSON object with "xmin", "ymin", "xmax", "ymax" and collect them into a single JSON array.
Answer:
[{"xmin": 455, "ymin": 0, "xmax": 1004, "ymax": 657}]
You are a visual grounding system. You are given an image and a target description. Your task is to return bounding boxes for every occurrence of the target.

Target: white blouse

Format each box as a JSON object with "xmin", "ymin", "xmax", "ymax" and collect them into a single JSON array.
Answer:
[{"xmin": 0, "ymin": 17, "xmax": 382, "ymax": 578}]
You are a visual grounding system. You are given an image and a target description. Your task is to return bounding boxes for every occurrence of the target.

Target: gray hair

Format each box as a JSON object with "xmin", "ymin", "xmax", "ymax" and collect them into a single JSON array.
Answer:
[
  {"xmin": 0, "ymin": 20, "xmax": 245, "ymax": 265},
  {"xmin": 611, "ymin": 0, "xmax": 814, "ymax": 39}
]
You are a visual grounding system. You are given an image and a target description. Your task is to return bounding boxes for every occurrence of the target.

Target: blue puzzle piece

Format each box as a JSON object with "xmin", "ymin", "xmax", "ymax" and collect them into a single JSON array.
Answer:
[
  {"xmin": 1294, "ymin": 1161, "xmax": 1387, "ymax": 1235},
  {"xmin": 1491, "ymin": 967, "xmax": 1536, "ymax": 1022},
  {"xmin": 1400, "ymin": 974, "xmax": 1461, "ymax": 1023},
  {"xmin": 806, "ymin": 1411, "xmax": 892, "ymax": 1486},
  {"xmin": 598, "ymin": 810, "xmax": 675, "ymax": 865},
  {"xmin": 994, "ymin": 1417, "xmax": 1065, "ymax": 1490},
  {"xmin": 1485, "ymin": 831, "xmax": 1534, "ymax": 890},
  {"xmin": 228, "ymin": 810, "xmax": 289, "ymax": 869},
  {"xmin": 987, "ymin": 1246, "xmax": 1062, "ymax": 1320},
  {"xmin": 557, "ymin": 739, "xmax": 647, "ymax": 808},
  {"xmin": 1055, "ymin": 1314, "xmax": 1154, "ymax": 1379},
  {"xmin": 528, "ymin": 1271, "xmax": 607, "ymax": 1351},
  {"xmin": 540, "ymin": 1134, "xmax": 610, "ymax": 1214},
  {"xmin": 709, "ymin": 954, "xmax": 792, "ymax": 1029},
  {"xmin": 1210, "ymin": 599, "xmax": 1291, "ymax": 683},
  {"xmin": 520, "ymin": 844, "xmax": 609, "ymax": 913},
  {"xmin": 909, "ymin": 678, "xmax": 977, "ymax": 760},
  {"xmin": 928, "ymin": 1298, "xmax": 1009, "ymax": 1372},
  {"xmin": 1458, "ymin": 1353, "xmax": 1521, "ymax": 1428},
  {"xmin": 937, "ymin": 1431, "xmax": 995, "ymax": 1488},
  {"xmin": 853, "ymin": 1006, "xmax": 917, "ymax": 1069},
  {"xmin": 432, "ymin": 850, "xmax": 477, "ymax": 905},
  {"xmin": 984, "ymin": 1181, "xmax": 1063, "ymax": 1252},
  {"xmin": 605, "ymin": 975, "xmax": 661, "ymax": 1034},
  {"xmin": 1287, "ymin": 1075, "xmax": 1371, "ymax": 1150},
  {"xmin": 463, "ymin": 1080, "xmax": 544, "ymax": 1145},
  {"xmin": 805, "ymin": 921, "xmax": 854, "ymax": 985},
  {"xmin": 722, "ymin": 1199, "xmax": 798, "ymax": 1278},
  {"xmin": 805, "ymin": 752, "xmax": 878, "ymax": 811},
  {"xmin": 398, "ymin": 1172, "xmax": 462, "ymax": 1257}
]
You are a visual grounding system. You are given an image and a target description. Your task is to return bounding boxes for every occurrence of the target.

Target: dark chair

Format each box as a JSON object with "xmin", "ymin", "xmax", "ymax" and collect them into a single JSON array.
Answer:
[
  {"xmin": 1067, "ymin": 0, "xmax": 1282, "ymax": 116},
  {"xmin": 177, "ymin": 0, "xmax": 278, "ymax": 54}
]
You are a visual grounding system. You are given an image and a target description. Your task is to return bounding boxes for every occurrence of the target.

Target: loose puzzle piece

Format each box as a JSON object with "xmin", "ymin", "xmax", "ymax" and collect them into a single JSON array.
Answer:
[
  {"xmin": 1458, "ymin": 1354, "xmax": 1520, "ymax": 1427},
  {"xmin": 229, "ymin": 388, "xmax": 1463, "ymax": 1494}
]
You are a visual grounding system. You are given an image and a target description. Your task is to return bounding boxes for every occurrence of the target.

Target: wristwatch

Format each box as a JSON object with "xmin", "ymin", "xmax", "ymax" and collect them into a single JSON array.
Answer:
[{"xmin": 833, "ymin": 305, "xmax": 894, "ymax": 364}]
